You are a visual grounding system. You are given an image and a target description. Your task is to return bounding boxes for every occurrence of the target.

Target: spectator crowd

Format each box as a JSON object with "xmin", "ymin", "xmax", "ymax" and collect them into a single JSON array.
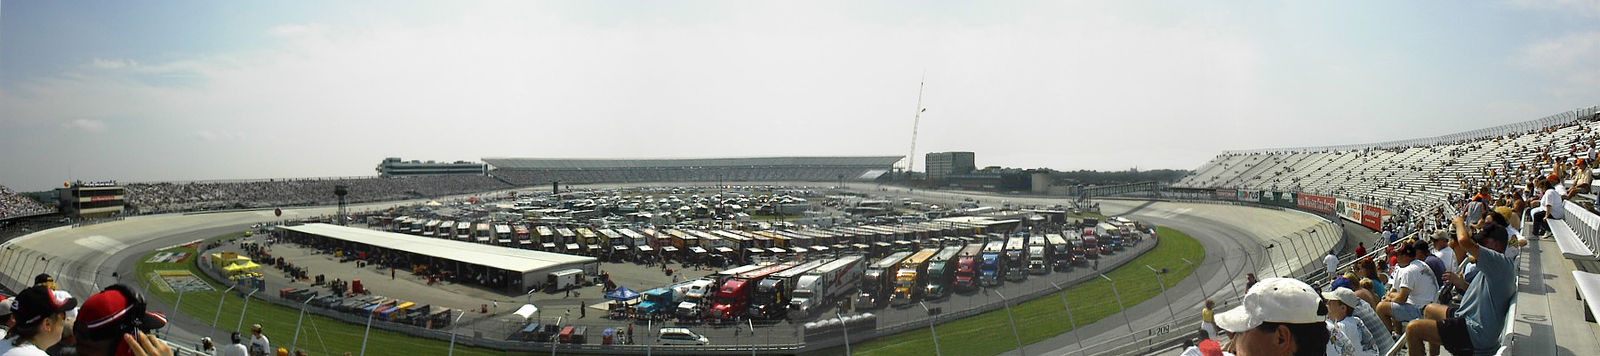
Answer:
[
  {"xmin": 0, "ymin": 185, "xmax": 51, "ymax": 220},
  {"xmin": 124, "ymin": 175, "xmax": 511, "ymax": 214},
  {"xmin": 1177, "ymin": 117, "xmax": 1600, "ymax": 355}
]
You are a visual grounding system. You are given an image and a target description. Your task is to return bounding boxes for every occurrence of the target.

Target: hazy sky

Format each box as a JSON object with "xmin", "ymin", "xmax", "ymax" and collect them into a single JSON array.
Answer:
[{"xmin": 3, "ymin": 1, "xmax": 1598, "ymax": 191}]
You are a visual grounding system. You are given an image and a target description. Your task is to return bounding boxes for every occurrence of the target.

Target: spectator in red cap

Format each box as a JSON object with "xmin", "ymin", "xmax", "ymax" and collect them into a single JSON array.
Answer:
[
  {"xmin": 2, "ymin": 285, "xmax": 77, "ymax": 356},
  {"xmin": 71, "ymin": 284, "xmax": 171, "ymax": 356},
  {"xmin": 1564, "ymin": 159, "xmax": 1591, "ymax": 200}
]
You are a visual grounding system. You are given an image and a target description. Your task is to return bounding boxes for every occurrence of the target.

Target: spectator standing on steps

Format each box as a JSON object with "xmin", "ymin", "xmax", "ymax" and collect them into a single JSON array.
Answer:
[
  {"xmin": 219, "ymin": 332, "xmax": 247, "ymax": 356},
  {"xmin": 1323, "ymin": 251, "xmax": 1339, "ymax": 283},
  {"xmin": 248, "ymin": 324, "xmax": 271, "ymax": 356}
]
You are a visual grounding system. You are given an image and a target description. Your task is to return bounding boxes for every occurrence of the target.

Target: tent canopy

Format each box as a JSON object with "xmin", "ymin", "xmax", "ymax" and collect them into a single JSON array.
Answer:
[
  {"xmin": 513, "ymin": 304, "xmax": 539, "ymax": 319},
  {"xmin": 605, "ymin": 286, "xmax": 640, "ymax": 301}
]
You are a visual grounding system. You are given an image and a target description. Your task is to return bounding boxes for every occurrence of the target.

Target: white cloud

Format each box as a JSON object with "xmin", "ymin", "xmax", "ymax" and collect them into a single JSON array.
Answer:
[
  {"xmin": 192, "ymin": 130, "xmax": 245, "ymax": 141},
  {"xmin": 268, "ymin": 23, "xmax": 327, "ymax": 38},
  {"xmin": 1504, "ymin": 0, "xmax": 1600, "ymax": 18},
  {"xmin": 59, "ymin": 119, "xmax": 108, "ymax": 132},
  {"xmin": 1519, "ymin": 31, "xmax": 1600, "ymax": 89},
  {"xmin": 89, "ymin": 58, "xmax": 134, "ymax": 70}
]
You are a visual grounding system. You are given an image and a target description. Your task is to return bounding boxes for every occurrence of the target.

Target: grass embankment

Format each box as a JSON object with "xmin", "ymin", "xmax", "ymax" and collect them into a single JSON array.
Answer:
[
  {"xmin": 828, "ymin": 226, "xmax": 1204, "ymax": 356},
  {"xmin": 135, "ymin": 232, "xmax": 524, "ymax": 356}
]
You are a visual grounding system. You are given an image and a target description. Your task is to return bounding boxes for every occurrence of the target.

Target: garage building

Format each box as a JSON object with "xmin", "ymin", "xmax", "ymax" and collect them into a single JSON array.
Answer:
[{"xmin": 277, "ymin": 223, "xmax": 598, "ymax": 293}]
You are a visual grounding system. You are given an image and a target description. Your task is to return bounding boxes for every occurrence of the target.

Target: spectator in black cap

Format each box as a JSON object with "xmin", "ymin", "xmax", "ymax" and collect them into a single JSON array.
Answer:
[
  {"xmin": 32, "ymin": 275, "xmax": 52, "ymax": 290},
  {"xmin": 3, "ymin": 285, "xmax": 77, "ymax": 356}
]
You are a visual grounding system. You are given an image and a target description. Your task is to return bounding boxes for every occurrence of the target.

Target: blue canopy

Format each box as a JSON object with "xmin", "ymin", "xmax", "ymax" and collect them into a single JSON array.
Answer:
[{"xmin": 605, "ymin": 286, "xmax": 640, "ymax": 301}]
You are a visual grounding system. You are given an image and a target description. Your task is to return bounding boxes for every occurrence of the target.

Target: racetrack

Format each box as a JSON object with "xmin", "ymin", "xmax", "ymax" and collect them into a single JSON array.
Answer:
[{"xmin": 0, "ymin": 182, "xmax": 1341, "ymax": 355}]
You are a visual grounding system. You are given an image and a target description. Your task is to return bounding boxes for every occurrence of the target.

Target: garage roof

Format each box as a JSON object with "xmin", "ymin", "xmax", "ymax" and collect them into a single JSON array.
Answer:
[{"xmin": 281, "ymin": 223, "xmax": 595, "ymax": 273}]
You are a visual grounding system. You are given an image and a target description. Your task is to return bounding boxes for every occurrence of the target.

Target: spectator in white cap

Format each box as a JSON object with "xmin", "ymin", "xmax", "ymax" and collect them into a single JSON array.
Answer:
[
  {"xmin": 0, "ymin": 297, "xmax": 14, "ymax": 354},
  {"xmin": 1214, "ymin": 277, "xmax": 1329, "ymax": 356},
  {"xmin": 1322, "ymin": 287, "xmax": 1379, "ymax": 355}
]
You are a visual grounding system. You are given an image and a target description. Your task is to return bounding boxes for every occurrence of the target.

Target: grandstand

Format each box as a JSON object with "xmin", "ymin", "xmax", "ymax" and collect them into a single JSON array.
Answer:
[
  {"xmin": 1178, "ymin": 106, "xmax": 1600, "ymax": 218},
  {"xmin": 483, "ymin": 156, "xmax": 902, "ymax": 185},
  {"xmin": 0, "ymin": 184, "xmax": 52, "ymax": 219},
  {"xmin": 124, "ymin": 175, "xmax": 511, "ymax": 214},
  {"xmin": 1171, "ymin": 105, "xmax": 1600, "ymax": 355}
]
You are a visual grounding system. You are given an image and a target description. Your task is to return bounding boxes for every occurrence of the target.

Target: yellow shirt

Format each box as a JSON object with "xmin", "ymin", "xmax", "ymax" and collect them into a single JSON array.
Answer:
[{"xmin": 1202, "ymin": 307, "xmax": 1214, "ymax": 323}]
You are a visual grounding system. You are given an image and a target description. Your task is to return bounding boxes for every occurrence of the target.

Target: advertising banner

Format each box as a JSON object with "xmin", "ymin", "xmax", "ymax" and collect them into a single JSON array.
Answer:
[
  {"xmin": 1215, "ymin": 189, "xmax": 1237, "ymax": 200},
  {"xmin": 1361, "ymin": 205, "xmax": 1385, "ymax": 231},
  {"xmin": 1237, "ymin": 190, "xmax": 1261, "ymax": 202},
  {"xmin": 1296, "ymin": 193, "xmax": 1336, "ymax": 214},
  {"xmin": 1336, "ymin": 198, "xmax": 1364, "ymax": 223}
]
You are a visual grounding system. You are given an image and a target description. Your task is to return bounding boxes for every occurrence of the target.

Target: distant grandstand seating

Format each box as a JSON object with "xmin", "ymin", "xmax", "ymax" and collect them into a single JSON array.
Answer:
[
  {"xmin": 1177, "ymin": 106, "xmax": 1600, "ymax": 220},
  {"xmin": 0, "ymin": 184, "xmax": 52, "ymax": 219},
  {"xmin": 1165, "ymin": 105, "xmax": 1600, "ymax": 356},
  {"xmin": 484, "ymin": 156, "xmax": 902, "ymax": 186},
  {"xmin": 124, "ymin": 175, "xmax": 511, "ymax": 214}
]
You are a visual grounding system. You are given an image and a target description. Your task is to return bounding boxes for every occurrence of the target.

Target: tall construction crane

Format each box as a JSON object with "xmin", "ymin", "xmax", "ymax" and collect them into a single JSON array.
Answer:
[{"xmin": 907, "ymin": 73, "xmax": 927, "ymax": 174}]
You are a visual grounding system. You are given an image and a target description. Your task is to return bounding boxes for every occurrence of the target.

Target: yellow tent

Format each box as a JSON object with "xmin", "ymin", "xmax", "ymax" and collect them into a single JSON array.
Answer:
[
  {"xmin": 222, "ymin": 261, "xmax": 262, "ymax": 277},
  {"xmin": 210, "ymin": 252, "xmax": 254, "ymax": 271}
]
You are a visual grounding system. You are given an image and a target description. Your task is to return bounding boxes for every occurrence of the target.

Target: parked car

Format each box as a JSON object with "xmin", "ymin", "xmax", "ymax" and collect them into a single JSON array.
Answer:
[{"xmin": 657, "ymin": 328, "xmax": 709, "ymax": 345}]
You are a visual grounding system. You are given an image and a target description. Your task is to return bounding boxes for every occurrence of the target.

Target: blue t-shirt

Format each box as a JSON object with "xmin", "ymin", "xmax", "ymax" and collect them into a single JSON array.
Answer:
[
  {"xmin": 1452, "ymin": 247, "xmax": 1516, "ymax": 354},
  {"xmin": 1423, "ymin": 255, "xmax": 1448, "ymax": 288}
]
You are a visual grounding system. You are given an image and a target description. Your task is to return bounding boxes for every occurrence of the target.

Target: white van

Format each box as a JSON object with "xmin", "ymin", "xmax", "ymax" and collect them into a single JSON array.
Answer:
[{"xmin": 657, "ymin": 328, "xmax": 710, "ymax": 345}]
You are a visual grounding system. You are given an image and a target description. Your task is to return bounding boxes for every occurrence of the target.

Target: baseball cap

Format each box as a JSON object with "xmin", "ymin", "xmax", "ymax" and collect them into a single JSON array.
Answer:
[
  {"xmin": 11, "ymin": 285, "xmax": 77, "ymax": 327},
  {"xmin": 1321, "ymin": 287, "xmax": 1362, "ymax": 308},
  {"xmin": 1431, "ymin": 230, "xmax": 1451, "ymax": 241},
  {"xmin": 0, "ymin": 297, "xmax": 14, "ymax": 317},
  {"xmin": 75, "ymin": 284, "xmax": 167, "ymax": 342},
  {"xmin": 1549, "ymin": 173, "xmax": 1561, "ymax": 182},
  {"xmin": 1195, "ymin": 339, "xmax": 1222, "ymax": 356},
  {"xmin": 34, "ymin": 273, "xmax": 53, "ymax": 285},
  {"xmin": 1214, "ymin": 278, "xmax": 1322, "ymax": 333}
]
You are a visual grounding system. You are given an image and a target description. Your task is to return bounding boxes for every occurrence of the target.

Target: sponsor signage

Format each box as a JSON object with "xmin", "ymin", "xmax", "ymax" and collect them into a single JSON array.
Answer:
[
  {"xmin": 1266, "ymin": 191, "xmax": 1298, "ymax": 208},
  {"xmin": 1361, "ymin": 205, "xmax": 1385, "ymax": 231},
  {"xmin": 76, "ymin": 180, "xmax": 119, "ymax": 188},
  {"xmin": 1296, "ymin": 193, "xmax": 1336, "ymax": 214},
  {"xmin": 1336, "ymin": 198, "xmax": 1364, "ymax": 223},
  {"xmin": 1215, "ymin": 189, "xmax": 1237, "ymax": 200},
  {"xmin": 1237, "ymin": 190, "xmax": 1261, "ymax": 202}
]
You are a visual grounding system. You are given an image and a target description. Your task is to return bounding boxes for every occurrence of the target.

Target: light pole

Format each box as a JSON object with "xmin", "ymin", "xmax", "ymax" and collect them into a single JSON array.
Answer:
[
  {"xmin": 1180, "ymin": 257, "xmax": 1209, "ymax": 300},
  {"xmin": 172, "ymin": 286, "xmax": 187, "ymax": 323},
  {"xmin": 290, "ymin": 295, "xmax": 316, "ymax": 354},
  {"xmin": 1099, "ymin": 274, "xmax": 1133, "ymax": 334},
  {"xmin": 551, "ymin": 316, "xmax": 564, "ymax": 356},
  {"xmin": 646, "ymin": 318, "xmax": 652, "ymax": 356},
  {"xmin": 917, "ymin": 302, "xmax": 942, "ymax": 356},
  {"xmin": 1145, "ymin": 265, "xmax": 1177, "ymax": 322},
  {"xmin": 447, "ymin": 310, "xmax": 466, "ymax": 356},
  {"xmin": 836, "ymin": 310, "xmax": 852, "ymax": 356},
  {"xmin": 212, "ymin": 285, "xmax": 237, "ymax": 329},
  {"xmin": 1273, "ymin": 241, "xmax": 1291, "ymax": 277},
  {"xmin": 749, "ymin": 318, "xmax": 757, "ymax": 356},
  {"xmin": 992, "ymin": 290, "xmax": 1025, "ymax": 356},
  {"xmin": 235, "ymin": 288, "xmax": 259, "ymax": 333},
  {"xmin": 1048, "ymin": 282, "xmax": 1082, "ymax": 356},
  {"xmin": 360, "ymin": 307, "xmax": 376, "ymax": 356},
  {"xmin": 1289, "ymin": 232, "xmax": 1311, "ymax": 273}
]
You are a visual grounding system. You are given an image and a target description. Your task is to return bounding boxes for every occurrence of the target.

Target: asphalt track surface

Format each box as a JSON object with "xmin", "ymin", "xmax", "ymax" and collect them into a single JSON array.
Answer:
[
  {"xmin": 0, "ymin": 182, "xmax": 1333, "ymax": 355},
  {"xmin": 833, "ymin": 184, "xmax": 1332, "ymax": 356}
]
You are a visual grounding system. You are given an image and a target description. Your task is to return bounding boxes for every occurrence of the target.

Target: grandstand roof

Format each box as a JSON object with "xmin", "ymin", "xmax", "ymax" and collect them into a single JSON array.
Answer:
[
  {"xmin": 482, "ymin": 156, "xmax": 903, "ymax": 170},
  {"xmin": 280, "ymin": 223, "xmax": 595, "ymax": 273}
]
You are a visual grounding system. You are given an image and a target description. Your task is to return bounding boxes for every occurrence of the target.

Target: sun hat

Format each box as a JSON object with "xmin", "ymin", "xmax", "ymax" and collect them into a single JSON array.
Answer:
[{"xmin": 1214, "ymin": 278, "xmax": 1323, "ymax": 333}]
